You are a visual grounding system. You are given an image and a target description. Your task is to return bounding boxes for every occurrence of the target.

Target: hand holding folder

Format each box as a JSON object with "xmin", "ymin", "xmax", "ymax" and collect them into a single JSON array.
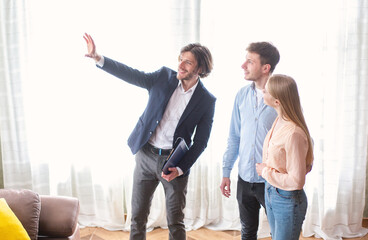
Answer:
[{"xmin": 162, "ymin": 137, "xmax": 189, "ymax": 175}]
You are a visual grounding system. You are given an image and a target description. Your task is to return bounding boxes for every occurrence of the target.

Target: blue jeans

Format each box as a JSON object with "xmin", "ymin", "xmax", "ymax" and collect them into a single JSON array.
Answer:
[{"xmin": 265, "ymin": 182, "xmax": 307, "ymax": 240}]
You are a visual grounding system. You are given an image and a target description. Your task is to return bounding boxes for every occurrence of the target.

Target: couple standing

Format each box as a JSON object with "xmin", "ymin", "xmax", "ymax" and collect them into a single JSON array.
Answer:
[
  {"xmin": 220, "ymin": 42, "xmax": 313, "ymax": 240},
  {"xmin": 84, "ymin": 33, "xmax": 313, "ymax": 240}
]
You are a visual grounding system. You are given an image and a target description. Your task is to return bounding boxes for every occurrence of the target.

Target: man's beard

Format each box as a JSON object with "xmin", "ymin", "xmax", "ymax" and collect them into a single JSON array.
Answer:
[{"xmin": 178, "ymin": 71, "xmax": 197, "ymax": 81}]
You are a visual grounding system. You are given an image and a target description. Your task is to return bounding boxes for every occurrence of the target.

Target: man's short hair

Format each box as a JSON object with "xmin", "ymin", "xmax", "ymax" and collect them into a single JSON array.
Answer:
[{"xmin": 246, "ymin": 42, "xmax": 280, "ymax": 73}]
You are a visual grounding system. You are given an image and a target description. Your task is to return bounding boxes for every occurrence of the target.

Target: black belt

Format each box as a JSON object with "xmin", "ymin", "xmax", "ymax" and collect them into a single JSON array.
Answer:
[{"xmin": 146, "ymin": 143, "xmax": 172, "ymax": 156}]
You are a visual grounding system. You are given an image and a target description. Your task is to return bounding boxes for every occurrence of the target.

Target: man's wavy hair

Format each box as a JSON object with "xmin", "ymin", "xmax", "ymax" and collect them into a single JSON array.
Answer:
[{"xmin": 180, "ymin": 43, "xmax": 213, "ymax": 78}]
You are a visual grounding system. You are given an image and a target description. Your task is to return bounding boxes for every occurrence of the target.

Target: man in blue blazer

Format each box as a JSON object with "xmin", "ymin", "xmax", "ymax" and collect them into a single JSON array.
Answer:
[{"xmin": 84, "ymin": 33, "xmax": 216, "ymax": 240}]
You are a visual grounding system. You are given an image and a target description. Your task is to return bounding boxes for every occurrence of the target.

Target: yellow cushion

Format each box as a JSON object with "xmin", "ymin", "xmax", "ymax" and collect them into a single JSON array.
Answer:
[{"xmin": 0, "ymin": 198, "xmax": 30, "ymax": 240}]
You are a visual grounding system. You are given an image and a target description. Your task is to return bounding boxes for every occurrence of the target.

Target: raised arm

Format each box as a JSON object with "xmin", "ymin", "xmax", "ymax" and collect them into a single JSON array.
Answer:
[{"xmin": 83, "ymin": 33, "xmax": 101, "ymax": 62}]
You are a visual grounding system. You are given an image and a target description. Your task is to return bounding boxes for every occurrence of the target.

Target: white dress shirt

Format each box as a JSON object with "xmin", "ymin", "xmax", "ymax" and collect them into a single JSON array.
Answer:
[{"xmin": 149, "ymin": 81, "xmax": 198, "ymax": 149}]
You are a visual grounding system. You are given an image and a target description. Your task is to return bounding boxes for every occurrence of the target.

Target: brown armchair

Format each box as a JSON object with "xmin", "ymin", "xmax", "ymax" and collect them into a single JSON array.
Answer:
[{"xmin": 0, "ymin": 189, "xmax": 80, "ymax": 240}]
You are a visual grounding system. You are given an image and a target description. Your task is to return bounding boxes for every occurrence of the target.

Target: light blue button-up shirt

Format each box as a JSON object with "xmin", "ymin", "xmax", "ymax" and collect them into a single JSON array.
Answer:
[{"xmin": 223, "ymin": 83, "xmax": 277, "ymax": 183}]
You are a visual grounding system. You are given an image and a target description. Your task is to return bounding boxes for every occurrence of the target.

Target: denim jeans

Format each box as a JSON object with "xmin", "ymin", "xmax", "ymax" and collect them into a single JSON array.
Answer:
[
  {"xmin": 237, "ymin": 177, "xmax": 266, "ymax": 240},
  {"xmin": 265, "ymin": 182, "xmax": 307, "ymax": 240}
]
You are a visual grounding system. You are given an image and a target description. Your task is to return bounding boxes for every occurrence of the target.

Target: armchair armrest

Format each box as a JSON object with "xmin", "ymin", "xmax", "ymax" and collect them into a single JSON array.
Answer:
[
  {"xmin": 38, "ymin": 195, "xmax": 79, "ymax": 238},
  {"xmin": 0, "ymin": 189, "xmax": 41, "ymax": 240}
]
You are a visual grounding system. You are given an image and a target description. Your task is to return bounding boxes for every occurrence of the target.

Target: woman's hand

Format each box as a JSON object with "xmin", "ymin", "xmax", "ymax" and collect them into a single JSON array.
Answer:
[{"xmin": 256, "ymin": 163, "xmax": 267, "ymax": 176}]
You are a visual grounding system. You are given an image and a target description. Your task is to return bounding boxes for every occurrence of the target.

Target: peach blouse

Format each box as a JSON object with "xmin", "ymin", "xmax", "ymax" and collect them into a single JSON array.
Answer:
[{"xmin": 262, "ymin": 117, "xmax": 309, "ymax": 190}]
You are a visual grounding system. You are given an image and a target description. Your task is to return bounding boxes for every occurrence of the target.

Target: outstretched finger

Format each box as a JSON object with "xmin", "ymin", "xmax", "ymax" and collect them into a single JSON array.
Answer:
[{"xmin": 84, "ymin": 33, "xmax": 92, "ymax": 43}]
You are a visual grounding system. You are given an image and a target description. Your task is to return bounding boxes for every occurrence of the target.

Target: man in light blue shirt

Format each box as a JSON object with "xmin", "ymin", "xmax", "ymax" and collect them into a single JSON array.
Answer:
[{"xmin": 220, "ymin": 42, "xmax": 280, "ymax": 240}]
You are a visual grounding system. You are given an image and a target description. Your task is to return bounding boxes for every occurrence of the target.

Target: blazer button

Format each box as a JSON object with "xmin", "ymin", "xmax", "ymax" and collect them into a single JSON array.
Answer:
[{"xmin": 149, "ymin": 131, "xmax": 153, "ymax": 135}]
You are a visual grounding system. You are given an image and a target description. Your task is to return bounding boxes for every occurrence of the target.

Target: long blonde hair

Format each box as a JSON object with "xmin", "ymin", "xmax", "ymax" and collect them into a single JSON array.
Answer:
[{"xmin": 268, "ymin": 74, "xmax": 314, "ymax": 169}]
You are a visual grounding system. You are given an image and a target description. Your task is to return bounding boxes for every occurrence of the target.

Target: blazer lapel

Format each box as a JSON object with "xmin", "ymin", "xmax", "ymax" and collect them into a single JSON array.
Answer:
[{"xmin": 176, "ymin": 80, "xmax": 204, "ymax": 127}]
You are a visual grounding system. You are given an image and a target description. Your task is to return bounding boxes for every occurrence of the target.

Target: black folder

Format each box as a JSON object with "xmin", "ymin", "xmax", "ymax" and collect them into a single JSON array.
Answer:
[{"xmin": 162, "ymin": 137, "xmax": 189, "ymax": 175}]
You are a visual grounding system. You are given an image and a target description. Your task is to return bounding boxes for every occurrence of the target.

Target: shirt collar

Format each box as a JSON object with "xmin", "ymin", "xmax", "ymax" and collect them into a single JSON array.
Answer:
[{"xmin": 178, "ymin": 79, "xmax": 199, "ymax": 93}]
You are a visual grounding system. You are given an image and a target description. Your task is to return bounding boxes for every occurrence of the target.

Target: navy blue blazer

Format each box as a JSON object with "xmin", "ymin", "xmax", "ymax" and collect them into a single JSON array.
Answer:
[{"xmin": 98, "ymin": 56, "xmax": 216, "ymax": 176}]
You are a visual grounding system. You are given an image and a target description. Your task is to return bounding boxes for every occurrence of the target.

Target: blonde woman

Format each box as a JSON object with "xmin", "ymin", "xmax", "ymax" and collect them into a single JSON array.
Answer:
[{"xmin": 256, "ymin": 74, "xmax": 313, "ymax": 240}]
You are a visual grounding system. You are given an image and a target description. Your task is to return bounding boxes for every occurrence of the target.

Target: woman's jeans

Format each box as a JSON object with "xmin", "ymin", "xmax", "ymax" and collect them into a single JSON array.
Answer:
[{"xmin": 265, "ymin": 182, "xmax": 307, "ymax": 240}]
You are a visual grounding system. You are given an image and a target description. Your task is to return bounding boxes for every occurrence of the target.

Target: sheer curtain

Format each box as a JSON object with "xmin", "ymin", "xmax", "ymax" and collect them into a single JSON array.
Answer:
[
  {"xmin": 302, "ymin": 0, "xmax": 368, "ymax": 238},
  {"xmin": 1, "ymin": 0, "xmax": 368, "ymax": 239},
  {"xmin": 0, "ymin": 0, "xmax": 33, "ymax": 189}
]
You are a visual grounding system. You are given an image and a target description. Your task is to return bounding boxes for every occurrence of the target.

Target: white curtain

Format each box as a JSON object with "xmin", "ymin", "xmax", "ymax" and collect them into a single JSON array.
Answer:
[
  {"xmin": 302, "ymin": 0, "xmax": 368, "ymax": 239},
  {"xmin": 0, "ymin": 0, "xmax": 33, "ymax": 189},
  {"xmin": 1, "ymin": 0, "xmax": 368, "ymax": 239}
]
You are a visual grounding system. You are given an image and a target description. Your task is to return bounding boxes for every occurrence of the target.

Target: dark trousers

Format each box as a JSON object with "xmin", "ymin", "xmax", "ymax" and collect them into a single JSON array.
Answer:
[
  {"xmin": 130, "ymin": 144, "xmax": 188, "ymax": 240},
  {"xmin": 236, "ymin": 176, "xmax": 266, "ymax": 240}
]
